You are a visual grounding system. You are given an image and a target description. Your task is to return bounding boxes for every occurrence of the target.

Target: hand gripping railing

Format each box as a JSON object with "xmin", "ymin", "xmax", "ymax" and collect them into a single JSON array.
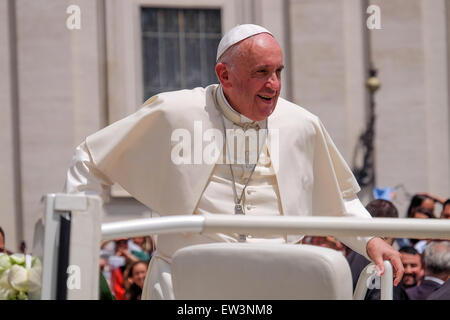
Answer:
[
  {"xmin": 101, "ymin": 214, "xmax": 450, "ymax": 300},
  {"xmin": 353, "ymin": 261, "xmax": 393, "ymax": 300}
]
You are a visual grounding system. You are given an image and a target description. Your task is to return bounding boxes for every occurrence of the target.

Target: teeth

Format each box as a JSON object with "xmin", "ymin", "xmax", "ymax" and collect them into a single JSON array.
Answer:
[{"xmin": 259, "ymin": 95, "xmax": 272, "ymax": 99}]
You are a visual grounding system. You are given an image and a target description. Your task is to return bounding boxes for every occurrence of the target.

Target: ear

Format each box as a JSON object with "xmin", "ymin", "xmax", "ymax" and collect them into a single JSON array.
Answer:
[{"xmin": 215, "ymin": 63, "xmax": 232, "ymax": 89}]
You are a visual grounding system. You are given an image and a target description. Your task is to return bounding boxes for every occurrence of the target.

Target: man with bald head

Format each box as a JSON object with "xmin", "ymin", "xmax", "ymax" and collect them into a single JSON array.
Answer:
[{"xmin": 65, "ymin": 24, "xmax": 403, "ymax": 299}]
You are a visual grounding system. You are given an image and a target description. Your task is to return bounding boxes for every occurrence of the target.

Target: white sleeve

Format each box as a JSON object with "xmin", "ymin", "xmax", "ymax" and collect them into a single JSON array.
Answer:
[
  {"xmin": 336, "ymin": 196, "xmax": 375, "ymax": 261},
  {"xmin": 63, "ymin": 141, "xmax": 112, "ymax": 202}
]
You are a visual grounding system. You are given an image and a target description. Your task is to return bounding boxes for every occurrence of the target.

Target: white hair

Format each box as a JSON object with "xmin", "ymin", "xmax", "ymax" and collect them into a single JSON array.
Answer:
[{"xmin": 423, "ymin": 241, "xmax": 450, "ymax": 275}]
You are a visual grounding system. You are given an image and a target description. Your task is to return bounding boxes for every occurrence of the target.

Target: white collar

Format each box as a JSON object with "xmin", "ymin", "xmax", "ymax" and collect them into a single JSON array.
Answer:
[
  {"xmin": 424, "ymin": 276, "xmax": 445, "ymax": 285},
  {"xmin": 216, "ymin": 85, "xmax": 266, "ymax": 128}
]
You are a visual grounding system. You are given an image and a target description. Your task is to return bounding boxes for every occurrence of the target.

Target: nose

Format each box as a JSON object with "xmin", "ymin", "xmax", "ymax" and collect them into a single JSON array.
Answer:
[
  {"xmin": 266, "ymin": 72, "xmax": 281, "ymax": 91},
  {"xmin": 404, "ymin": 264, "xmax": 412, "ymax": 274}
]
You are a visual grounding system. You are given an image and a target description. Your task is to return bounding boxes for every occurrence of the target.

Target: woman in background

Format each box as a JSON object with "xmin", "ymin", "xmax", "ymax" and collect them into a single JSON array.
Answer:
[{"xmin": 125, "ymin": 261, "xmax": 149, "ymax": 300}]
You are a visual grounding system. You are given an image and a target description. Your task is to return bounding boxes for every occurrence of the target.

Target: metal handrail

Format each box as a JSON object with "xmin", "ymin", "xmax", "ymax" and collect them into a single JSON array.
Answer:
[
  {"xmin": 102, "ymin": 214, "xmax": 450, "ymax": 240},
  {"xmin": 353, "ymin": 261, "xmax": 393, "ymax": 300},
  {"xmin": 102, "ymin": 215, "xmax": 204, "ymax": 241}
]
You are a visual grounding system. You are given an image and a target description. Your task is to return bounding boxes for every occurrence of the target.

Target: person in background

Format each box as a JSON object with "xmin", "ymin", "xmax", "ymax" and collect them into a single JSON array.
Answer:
[
  {"xmin": 399, "ymin": 246, "xmax": 424, "ymax": 289},
  {"xmin": 144, "ymin": 236, "xmax": 156, "ymax": 260},
  {"xmin": 115, "ymin": 238, "xmax": 140, "ymax": 265},
  {"xmin": 410, "ymin": 206, "xmax": 437, "ymax": 254},
  {"xmin": 411, "ymin": 207, "xmax": 435, "ymax": 219},
  {"xmin": 440, "ymin": 199, "xmax": 450, "ymax": 219},
  {"xmin": 0, "ymin": 226, "xmax": 12, "ymax": 255},
  {"xmin": 99, "ymin": 256, "xmax": 115, "ymax": 300},
  {"xmin": 0, "ymin": 227, "xmax": 5, "ymax": 253},
  {"xmin": 125, "ymin": 261, "xmax": 149, "ymax": 300},
  {"xmin": 406, "ymin": 241, "xmax": 450, "ymax": 300},
  {"xmin": 110, "ymin": 238, "xmax": 140, "ymax": 300},
  {"xmin": 406, "ymin": 193, "xmax": 434, "ymax": 218},
  {"xmin": 427, "ymin": 277, "xmax": 450, "ymax": 300},
  {"xmin": 406, "ymin": 192, "xmax": 445, "ymax": 219},
  {"xmin": 127, "ymin": 236, "xmax": 156, "ymax": 262},
  {"xmin": 396, "ymin": 205, "xmax": 436, "ymax": 253}
]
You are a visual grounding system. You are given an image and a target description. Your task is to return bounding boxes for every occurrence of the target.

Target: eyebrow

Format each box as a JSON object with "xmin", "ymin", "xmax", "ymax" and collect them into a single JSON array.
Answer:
[{"xmin": 254, "ymin": 64, "xmax": 285, "ymax": 70}]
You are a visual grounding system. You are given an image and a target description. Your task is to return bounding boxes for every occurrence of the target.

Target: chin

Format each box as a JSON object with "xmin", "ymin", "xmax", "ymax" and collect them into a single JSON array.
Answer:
[{"xmin": 256, "ymin": 104, "xmax": 276, "ymax": 120}]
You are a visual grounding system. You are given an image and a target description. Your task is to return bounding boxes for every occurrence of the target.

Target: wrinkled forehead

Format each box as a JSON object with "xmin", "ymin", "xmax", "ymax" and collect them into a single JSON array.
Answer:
[{"xmin": 239, "ymin": 33, "xmax": 278, "ymax": 50}]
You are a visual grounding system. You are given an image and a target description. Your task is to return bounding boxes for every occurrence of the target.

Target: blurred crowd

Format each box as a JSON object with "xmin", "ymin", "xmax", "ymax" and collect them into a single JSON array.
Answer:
[
  {"xmin": 303, "ymin": 193, "xmax": 450, "ymax": 300},
  {"xmin": 99, "ymin": 236, "xmax": 155, "ymax": 300}
]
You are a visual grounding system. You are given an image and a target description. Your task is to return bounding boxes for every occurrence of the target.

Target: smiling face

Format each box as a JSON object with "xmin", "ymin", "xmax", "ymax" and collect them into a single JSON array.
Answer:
[
  {"xmin": 131, "ymin": 262, "xmax": 148, "ymax": 289},
  {"xmin": 421, "ymin": 198, "xmax": 435, "ymax": 212},
  {"xmin": 216, "ymin": 33, "xmax": 284, "ymax": 121},
  {"xmin": 400, "ymin": 252, "xmax": 423, "ymax": 287}
]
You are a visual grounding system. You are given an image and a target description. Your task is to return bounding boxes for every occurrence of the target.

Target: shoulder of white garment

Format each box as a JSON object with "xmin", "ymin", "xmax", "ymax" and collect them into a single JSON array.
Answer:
[
  {"xmin": 274, "ymin": 97, "xmax": 319, "ymax": 119},
  {"xmin": 141, "ymin": 86, "xmax": 212, "ymax": 111},
  {"xmin": 270, "ymin": 97, "xmax": 323, "ymax": 130}
]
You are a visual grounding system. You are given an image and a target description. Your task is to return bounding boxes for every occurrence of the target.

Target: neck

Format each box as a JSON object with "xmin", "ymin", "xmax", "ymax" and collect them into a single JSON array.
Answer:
[
  {"xmin": 221, "ymin": 88, "xmax": 263, "ymax": 122},
  {"xmin": 222, "ymin": 90, "xmax": 249, "ymax": 118}
]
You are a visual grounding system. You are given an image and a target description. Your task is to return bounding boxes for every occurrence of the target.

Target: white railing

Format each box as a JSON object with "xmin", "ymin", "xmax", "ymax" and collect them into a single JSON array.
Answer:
[
  {"xmin": 353, "ymin": 260, "xmax": 394, "ymax": 300},
  {"xmin": 102, "ymin": 214, "xmax": 450, "ymax": 240}
]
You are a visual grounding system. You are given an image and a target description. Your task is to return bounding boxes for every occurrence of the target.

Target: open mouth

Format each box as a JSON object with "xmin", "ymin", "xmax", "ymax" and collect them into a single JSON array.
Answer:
[{"xmin": 257, "ymin": 94, "xmax": 274, "ymax": 101}]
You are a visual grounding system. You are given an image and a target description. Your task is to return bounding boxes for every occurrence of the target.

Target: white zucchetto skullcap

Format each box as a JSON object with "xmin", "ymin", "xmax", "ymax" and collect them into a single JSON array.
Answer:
[{"xmin": 216, "ymin": 24, "xmax": 273, "ymax": 61}]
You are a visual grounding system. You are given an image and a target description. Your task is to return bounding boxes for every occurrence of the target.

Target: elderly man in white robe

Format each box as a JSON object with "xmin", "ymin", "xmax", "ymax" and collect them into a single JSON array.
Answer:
[{"xmin": 64, "ymin": 24, "xmax": 403, "ymax": 299}]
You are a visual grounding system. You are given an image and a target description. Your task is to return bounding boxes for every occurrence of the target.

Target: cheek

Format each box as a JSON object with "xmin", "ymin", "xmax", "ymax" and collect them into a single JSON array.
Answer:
[{"xmin": 412, "ymin": 267, "xmax": 421, "ymax": 274}]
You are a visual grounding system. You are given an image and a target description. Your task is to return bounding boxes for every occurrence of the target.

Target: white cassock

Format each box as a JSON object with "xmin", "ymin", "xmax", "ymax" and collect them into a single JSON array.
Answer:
[{"xmin": 64, "ymin": 84, "xmax": 374, "ymax": 299}]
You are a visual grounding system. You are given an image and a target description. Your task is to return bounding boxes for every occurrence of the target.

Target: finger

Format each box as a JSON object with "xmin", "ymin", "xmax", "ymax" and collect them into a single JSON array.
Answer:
[
  {"xmin": 393, "ymin": 256, "xmax": 404, "ymax": 283},
  {"xmin": 391, "ymin": 256, "xmax": 404, "ymax": 286},
  {"xmin": 373, "ymin": 256, "xmax": 385, "ymax": 276}
]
